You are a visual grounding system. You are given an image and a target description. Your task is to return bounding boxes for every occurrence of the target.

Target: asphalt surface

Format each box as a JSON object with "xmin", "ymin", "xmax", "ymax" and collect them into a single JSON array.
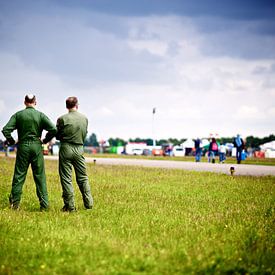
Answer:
[{"xmin": 43, "ymin": 155, "xmax": 275, "ymax": 176}]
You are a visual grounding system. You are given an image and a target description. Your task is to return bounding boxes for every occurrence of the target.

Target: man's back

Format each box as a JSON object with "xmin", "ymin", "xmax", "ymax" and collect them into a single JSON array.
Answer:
[
  {"xmin": 57, "ymin": 110, "xmax": 88, "ymax": 145},
  {"xmin": 2, "ymin": 106, "xmax": 56, "ymax": 143},
  {"xmin": 57, "ymin": 96, "xmax": 93, "ymax": 211}
]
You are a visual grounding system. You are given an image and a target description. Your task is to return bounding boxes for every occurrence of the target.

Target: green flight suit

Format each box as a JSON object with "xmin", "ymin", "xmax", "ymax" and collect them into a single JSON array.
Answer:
[
  {"xmin": 2, "ymin": 106, "xmax": 57, "ymax": 210},
  {"xmin": 56, "ymin": 110, "xmax": 93, "ymax": 211}
]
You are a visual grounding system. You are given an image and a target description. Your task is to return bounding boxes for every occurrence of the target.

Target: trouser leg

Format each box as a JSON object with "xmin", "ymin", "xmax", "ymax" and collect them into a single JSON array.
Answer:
[
  {"xmin": 195, "ymin": 149, "xmax": 200, "ymax": 162},
  {"xmin": 198, "ymin": 149, "xmax": 201, "ymax": 161},
  {"xmin": 237, "ymin": 149, "xmax": 241, "ymax": 164},
  {"xmin": 31, "ymin": 143, "xmax": 49, "ymax": 209},
  {"xmin": 208, "ymin": 151, "xmax": 214, "ymax": 163},
  {"xmin": 10, "ymin": 146, "xmax": 29, "ymax": 208},
  {"xmin": 59, "ymin": 146, "xmax": 75, "ymax": 210},
  {"xmin": 73, "ymin": 154, "xmax": 93, "ymax": 209}
]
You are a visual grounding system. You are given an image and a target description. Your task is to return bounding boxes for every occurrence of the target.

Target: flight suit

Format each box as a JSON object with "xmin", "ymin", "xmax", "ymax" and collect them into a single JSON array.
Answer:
[
  {"xmin": 2, "ymin": 106, "xmax": 57, "ymax": 210},
  {"xmin": 56, "ymin": 110, "xmax": 93, "ymax": 211}
]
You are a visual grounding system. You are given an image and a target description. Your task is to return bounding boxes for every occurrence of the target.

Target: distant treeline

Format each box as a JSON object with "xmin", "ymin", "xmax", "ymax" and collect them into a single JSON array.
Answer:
[{"xmin": 84, "ymin": 134, "xmax": 275, "ymax": 149}]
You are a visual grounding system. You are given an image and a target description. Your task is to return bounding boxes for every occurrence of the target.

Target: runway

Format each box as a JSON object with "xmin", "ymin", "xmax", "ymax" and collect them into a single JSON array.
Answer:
[{"xmin": 44, "ymin": 155, "xmax": 275, "ymax": 176}]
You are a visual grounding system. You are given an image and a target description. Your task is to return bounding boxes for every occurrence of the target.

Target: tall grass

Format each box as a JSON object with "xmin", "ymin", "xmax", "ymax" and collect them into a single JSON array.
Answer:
[{"xmin": 0, "ymin": 157, "xmax": 274, "ymax": 274}]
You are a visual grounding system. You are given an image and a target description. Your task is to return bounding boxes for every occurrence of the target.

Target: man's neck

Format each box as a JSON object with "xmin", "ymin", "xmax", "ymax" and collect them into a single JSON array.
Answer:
[
  {"xmin": 68, "ymin": 106, "xmax": 78, "ymax": 112},
  {"xmin": 25, "ymin": 103, "xmax": 36, "ymax": 108}
]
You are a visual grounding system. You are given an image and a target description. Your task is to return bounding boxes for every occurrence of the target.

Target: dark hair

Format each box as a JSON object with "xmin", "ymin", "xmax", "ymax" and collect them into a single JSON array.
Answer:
[
  {"xmin": 66, "ymin": 97, "xmax": 78, "ymax": 109},
  {"xmin": 25, "ymin": 94, "xmax": 36, "ymax": 104}
]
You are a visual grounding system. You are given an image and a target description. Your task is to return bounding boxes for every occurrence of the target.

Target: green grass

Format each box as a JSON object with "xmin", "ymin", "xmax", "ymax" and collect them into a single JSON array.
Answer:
[{"xmin": 0, "ymin": 156, "xmax": 274, "ymax": 274}]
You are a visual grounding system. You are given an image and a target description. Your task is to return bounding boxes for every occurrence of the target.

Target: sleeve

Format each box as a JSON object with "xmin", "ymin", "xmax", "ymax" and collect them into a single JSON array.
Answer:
[
  {"xmin": 85, "ymin": 117, "xmax": 88, "ymax": 137},
  {"xmin": 2, "ymin": 114, "xmax": 17, "ymax": 145},
  {"xmin": 82, "ymin": 117, "xmax": 88, "ymax": 143},
  {"xmin": 41, "ymin": 113, "xmax": 57, "ymax": 144},
  {"xmin": 55, "ymin": 117, "xmax": 63, "ymax": 141}
]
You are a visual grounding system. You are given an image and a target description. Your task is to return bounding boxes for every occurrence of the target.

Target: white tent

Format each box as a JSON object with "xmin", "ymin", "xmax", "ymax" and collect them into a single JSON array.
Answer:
[
  {"xmin": 201, "ymin": 138, "xmax": 210, "ymax": 147},
  {"xmin": 260, "ymin": 141, "xmax": 275, "ymax": 158},
  {"xmin": 181, "ymin": 138, "xmax": 195, "ymax": 148},
  {"xmin": 260, "ymin": 141, "xmax": 275, "ymax": 150}
]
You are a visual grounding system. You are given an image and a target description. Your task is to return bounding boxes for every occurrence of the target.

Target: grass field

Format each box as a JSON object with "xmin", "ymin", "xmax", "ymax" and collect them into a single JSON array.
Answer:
[{"xmin": 0, "ymin": 156, "xmax": 274, "ymax": 274}]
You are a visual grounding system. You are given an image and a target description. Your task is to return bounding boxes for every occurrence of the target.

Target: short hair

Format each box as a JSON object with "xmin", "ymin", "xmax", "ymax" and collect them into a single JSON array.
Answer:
[
  {"xmin": 66, "ymin": 96, "xmax": 78, "ymax": 109},
  {"xmin": 25, "ymin": 94, "xmax": 36, "ymax": 104}
]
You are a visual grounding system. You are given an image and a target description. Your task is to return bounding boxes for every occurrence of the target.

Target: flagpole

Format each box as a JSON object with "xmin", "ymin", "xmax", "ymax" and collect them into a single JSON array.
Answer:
[{"xmin": 152, "ymin": 107, "xmax": 156, "ymax": 147}]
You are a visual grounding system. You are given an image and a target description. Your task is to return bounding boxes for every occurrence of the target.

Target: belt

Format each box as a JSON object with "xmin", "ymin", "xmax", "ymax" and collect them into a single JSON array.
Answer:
[
  {"xmin": 60, "ymin": 142, "xmax": 83, "ymax": 146},
  {"xmin": 19, "ymin": 139, "xmax": 41, "ymax": 144}
]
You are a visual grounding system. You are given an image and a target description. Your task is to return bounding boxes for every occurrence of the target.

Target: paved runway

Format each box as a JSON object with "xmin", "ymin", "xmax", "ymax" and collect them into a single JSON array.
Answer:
[{"xmin": 44, "ymin": 156, "xmax": 275, "ymax": 176}]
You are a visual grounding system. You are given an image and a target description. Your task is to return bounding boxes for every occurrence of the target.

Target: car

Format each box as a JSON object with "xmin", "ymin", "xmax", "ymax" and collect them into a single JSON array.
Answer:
[
  {"xmin": 172, "ymin": 146, "xmax": 185, "ymax": 157},
  {"xmin": 142, "ymin": 149, "xmax": 152, "ymax": 156},
  {"xmin": 152, "ymin": 148, "xmax": 163, "ymax": 156},
  {"xmin": 132, "ymin": 148, "xmax": 143, "ymax": 155}
]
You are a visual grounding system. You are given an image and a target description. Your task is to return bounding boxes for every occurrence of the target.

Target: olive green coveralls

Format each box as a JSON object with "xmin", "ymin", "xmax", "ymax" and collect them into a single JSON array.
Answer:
[
  {"xmin": 56, "ymin": 110, "xmax": 93, "ymax": 211},
  {"xmin": 2, "ymin": 107, "xmax": 57, "ymax": 210}
]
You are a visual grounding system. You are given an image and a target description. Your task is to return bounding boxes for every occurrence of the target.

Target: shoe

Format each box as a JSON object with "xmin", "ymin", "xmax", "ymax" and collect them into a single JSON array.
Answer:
[
  {"xmin": 9, "ymin": 196, "xmax": 20, "ymax": 210},
  {"xmin": 11, "ymin": 204, "xmax": 20, "ymax": 210},
  {"xmin": 61, "ymin": 206, "xmax": 77, "ymax": 212}
]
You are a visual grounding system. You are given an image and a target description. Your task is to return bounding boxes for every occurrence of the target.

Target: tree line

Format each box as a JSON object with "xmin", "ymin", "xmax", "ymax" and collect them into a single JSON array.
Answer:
[
  {"xmin": 84, "ymin": 134, "xmax": 275, "ymax": 149},
  {"xmin": 0, "ymin": 134, "xmax": 274, "ymax": 149}
]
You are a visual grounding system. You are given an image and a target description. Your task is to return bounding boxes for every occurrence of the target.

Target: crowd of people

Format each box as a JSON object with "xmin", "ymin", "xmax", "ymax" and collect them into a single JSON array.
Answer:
[{"xmin": 194, "ymin": 135, "xmax": 245, "ymax": 164}]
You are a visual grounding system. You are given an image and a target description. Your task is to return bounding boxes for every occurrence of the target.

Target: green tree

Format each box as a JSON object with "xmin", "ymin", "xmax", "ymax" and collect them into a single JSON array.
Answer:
[
  {"xmin": 108, "ymin": 138, "xmax": 126, "ymax": 147},
  {"xmin": 85, "ymin": 133, "xmax": 99, "ymax": 146}
]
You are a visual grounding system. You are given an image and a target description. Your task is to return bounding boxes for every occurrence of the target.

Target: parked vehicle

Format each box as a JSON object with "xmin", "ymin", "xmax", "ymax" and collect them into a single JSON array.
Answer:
[
  {"xmin": 172, "ymin": 145, "xmax": 185, "ymax": 157},
  {"xmin": 142, "ymin": 149, "xmax": 152, "ymax": 156},
  {"xmin": 125, "ymin": 142, "xmax": 147, "ymax": 155},
  {"xmin": 132, "ymin": 148, "xmax": 143, "ymax": 155},
  {"xmin": 152, "ymin": 147, "xmax": 163, "ymax": 156}
]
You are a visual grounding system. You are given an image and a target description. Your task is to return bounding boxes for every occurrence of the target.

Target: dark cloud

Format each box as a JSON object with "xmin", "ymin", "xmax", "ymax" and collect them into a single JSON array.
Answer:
[
  {"xmin": 194, "ymin": 17, "xmax": 275, "ymax": 60},
  {"xmin": 52, "ymin": 0, "xmax": 275, "ymax": 20},
  {"xmin": 1, "ymin": 0, "xmax": 275, "ymax": 19}
]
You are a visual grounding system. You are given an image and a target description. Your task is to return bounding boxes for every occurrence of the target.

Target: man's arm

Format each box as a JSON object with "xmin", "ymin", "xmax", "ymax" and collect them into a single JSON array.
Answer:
[
  {"xmin": 55, "ymin": 117, "xmax": 63, "ymax": 141},
  {"xmin": 41, "ymin": 114, "xmax": 57, "ymax": 144},
  {"xmin": 2, "ymin": 114, "xmax": 17, "ymax": 145}
]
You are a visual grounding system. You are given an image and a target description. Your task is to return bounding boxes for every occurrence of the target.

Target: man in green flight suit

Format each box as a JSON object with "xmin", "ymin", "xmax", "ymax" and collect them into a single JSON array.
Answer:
[
  {"xmin": 2, "ymin": 94, "xmax": 57, "ymax": 210},
  {"xmin": 56, "ymin": 96, "xmax": 93, "ymax": 212}
]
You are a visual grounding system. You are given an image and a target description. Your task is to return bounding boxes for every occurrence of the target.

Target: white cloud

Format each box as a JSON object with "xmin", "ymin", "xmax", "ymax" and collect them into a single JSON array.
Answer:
[
  {"xmin": 127, "ymin": 39, "xmax": 168, "ymax": 56},
  {"xmin": 267, "ymin": 107, "xmax": 275, "ymax": 117},
  {"xmin": 233, "ymin": 105, "xmax": 265, "ymax": 120},
  {"xmin": 0, "ymin": 99, "xmax": 5, "ymax": 114},
  {"xmin": 94, "ymin": 106, "xmax": 114, "ymax": 117}
]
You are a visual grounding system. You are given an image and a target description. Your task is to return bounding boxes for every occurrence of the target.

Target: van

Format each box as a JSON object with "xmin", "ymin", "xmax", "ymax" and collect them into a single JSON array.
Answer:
[{"xmin": 173, "ymin": 146, "xmax": 185, "ymax": 157}]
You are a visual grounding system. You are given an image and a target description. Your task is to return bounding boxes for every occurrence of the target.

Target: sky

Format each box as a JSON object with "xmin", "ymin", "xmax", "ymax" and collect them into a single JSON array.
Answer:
[{"xmin": 0, "ymin": 0, "xmax": 275, "ymax": 141}]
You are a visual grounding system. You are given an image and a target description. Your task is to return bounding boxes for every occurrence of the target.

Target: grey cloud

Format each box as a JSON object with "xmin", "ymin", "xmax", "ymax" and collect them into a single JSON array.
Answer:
[
  {"xmin": 196, "ymin": 18, "xmax": 275, "ymax": 60},
  {"xmin": 253, "ymin": 63, "xmax": 275, "ymax": 74},
  {"xmin": 0, "ymin": 12, "xmax": 170, "ymax": 86}
]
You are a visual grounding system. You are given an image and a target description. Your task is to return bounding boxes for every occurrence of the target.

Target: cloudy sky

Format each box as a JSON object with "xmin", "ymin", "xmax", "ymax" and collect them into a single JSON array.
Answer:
[{"xmin": 0, "ymin": 0, "xmax": 274, "ymax": 141}]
